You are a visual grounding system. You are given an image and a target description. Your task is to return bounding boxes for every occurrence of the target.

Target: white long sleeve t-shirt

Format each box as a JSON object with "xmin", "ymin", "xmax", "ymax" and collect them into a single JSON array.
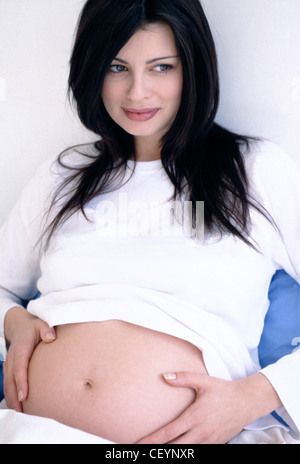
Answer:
[{"xmin": 0, "ymin": 140, "xmax": 299, "ymax": 435}]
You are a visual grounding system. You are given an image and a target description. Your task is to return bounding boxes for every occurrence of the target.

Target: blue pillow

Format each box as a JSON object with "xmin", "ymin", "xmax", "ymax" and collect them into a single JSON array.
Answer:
[{"xmin": 259, "ymin": 270, "xmax": 300, "ymax": 368}]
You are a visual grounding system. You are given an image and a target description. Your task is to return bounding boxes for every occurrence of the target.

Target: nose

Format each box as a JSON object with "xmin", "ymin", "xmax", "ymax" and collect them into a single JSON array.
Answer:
[{"xmin": 126, "ymin": 72, "xmax": 152, "ymax": 102}]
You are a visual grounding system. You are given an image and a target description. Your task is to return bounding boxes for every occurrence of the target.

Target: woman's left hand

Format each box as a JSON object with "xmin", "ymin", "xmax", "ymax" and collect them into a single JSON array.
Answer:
[{"xmin": 136, "ymin": 372, "xmax": 276, "ymax": 444}]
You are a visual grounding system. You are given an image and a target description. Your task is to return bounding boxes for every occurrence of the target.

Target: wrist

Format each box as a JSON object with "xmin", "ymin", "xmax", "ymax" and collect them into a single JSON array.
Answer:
[
  {"xmin": 4, "ymin": 306, "xmax": 27, "ymax": 345},
  {"xmin": 238, "ymin": 373, "xmax": 283, "ymax": 424}
]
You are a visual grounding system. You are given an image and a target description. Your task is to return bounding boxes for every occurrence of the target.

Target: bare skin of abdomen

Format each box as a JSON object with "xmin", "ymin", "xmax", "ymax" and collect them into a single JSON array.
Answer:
[{"xmin": 22, "ymin": 321, "xmax": 207, "ymax": 443}]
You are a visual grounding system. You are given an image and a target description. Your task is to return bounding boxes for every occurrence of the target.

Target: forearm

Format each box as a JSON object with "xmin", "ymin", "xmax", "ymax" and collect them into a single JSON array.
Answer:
[{"xmin": 237, "ymin": 373, "xmax": 283, "ymax": 425}]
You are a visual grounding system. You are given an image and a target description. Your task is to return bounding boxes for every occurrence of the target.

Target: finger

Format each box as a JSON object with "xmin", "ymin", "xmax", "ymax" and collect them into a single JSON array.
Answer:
[
  {"xmin": 39, "ymin": 323, "xmax": 56, "ymax": 343},
  {"xmin": 3, "ymin": 360, "xmax": 22, "ymax": 412},
  {"xmin": 168, "ymin": 428, "xmax": 202, "ymax": 445},
  {"xmin": 136, "ymin": 412, "xmax": 190, "ymax": 444},
  {"xmin": 163, "ymin": 372, "xmax": 207, "ymax": 393},
  {"xmin": 13, "ymin": 342, "xmax": 35, "ymax": 403}
]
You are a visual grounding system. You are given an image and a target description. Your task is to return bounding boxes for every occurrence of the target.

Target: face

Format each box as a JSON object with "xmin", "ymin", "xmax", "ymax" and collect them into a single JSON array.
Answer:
[{"xmin": 102, "ymin": 23, "xmax": 183, "ymax": 158}]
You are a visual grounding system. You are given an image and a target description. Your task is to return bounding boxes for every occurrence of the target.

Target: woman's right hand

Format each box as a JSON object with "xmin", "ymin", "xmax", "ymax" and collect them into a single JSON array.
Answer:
[{"xmin": 3, "ymin": 307, "xmax": 56, "ymax": 412}]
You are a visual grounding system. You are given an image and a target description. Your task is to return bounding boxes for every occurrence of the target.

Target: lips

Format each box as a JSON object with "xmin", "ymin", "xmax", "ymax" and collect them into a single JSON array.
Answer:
[{"xmin": 122, "ymin": 108, "xmax": 160, "ymax": 122}]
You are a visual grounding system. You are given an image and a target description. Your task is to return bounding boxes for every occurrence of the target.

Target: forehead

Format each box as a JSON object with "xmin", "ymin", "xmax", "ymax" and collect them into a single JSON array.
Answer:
[{"xmin": 116, "ymin": 22, "xmax": 178, "ymax": 60}]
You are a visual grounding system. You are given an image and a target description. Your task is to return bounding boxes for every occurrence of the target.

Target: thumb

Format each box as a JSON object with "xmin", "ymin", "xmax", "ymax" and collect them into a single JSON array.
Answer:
[
  {"xmin": 39, "ymin": 322, "xmax": 56, "ymax": 343},
  {"xmin": 162, "ymin": 371, "xmax": 207, "ymax": 393}
]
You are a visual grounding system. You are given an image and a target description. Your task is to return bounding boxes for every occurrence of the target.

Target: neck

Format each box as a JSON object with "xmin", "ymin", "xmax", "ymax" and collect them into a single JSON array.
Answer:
[{"xmin": 134, "ymin": 136, "xmax": 161, "ymax": 162}]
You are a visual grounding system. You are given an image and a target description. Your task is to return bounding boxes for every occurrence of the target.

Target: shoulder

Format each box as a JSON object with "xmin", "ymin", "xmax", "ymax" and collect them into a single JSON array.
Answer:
[
  {"xmin": 243, "ymin": 139, "xmax": 297, "ymax": 175},
  {"xmin": 242, "ymin": 139, "xmax": 300, "ymax": 211},
  {"xmin": 243, "ymin": 139, "xmax": 300, "ymax": 190},
  {"xmin": 56, "ymin": 143, "xmax": 99, "ymax": 170},
  {"xmin": 31, "ymin": 142, "xmax": 99, "ymax": 187},
  {"xmin": 15, "ymin": 143, "xmax": 99, "ymax": 214}
]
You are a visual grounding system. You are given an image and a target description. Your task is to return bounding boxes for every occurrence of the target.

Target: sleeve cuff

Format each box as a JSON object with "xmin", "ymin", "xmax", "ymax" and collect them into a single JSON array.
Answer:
[{"xmin": 260, "ymin": 349, "xmax": 300, "ymax": 437}]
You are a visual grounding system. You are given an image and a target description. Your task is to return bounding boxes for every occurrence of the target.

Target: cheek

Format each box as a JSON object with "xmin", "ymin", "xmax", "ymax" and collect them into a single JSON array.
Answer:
[
  {"xmin": 102, "ymin": 79, "xmax": 122, "ymax": 110},
  {"xmin": 159, "ymin": 78, "xmax": 183, "ymax": 105}
]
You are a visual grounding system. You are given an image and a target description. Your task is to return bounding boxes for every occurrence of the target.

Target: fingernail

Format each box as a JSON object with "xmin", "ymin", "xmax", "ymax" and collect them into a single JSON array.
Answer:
[
  {"xmin": 18, "ymin": 390, "xmax": 24, "ymax": 402},
  {"xmin": 163, "ymin": 373, "xmax": 177, "ymax": 380},
  {"xmin": 45, "ymin": 332, "xmax": 56, "ymax": 341}
]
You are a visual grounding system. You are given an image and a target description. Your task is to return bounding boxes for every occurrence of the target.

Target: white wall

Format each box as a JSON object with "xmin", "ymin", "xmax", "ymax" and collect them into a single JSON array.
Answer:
[
  {"xmin": 0, "ymin": 0, "xmax": 92, "ymax": 224},
  {"xmin": 0, "ymin": 0, "xmax": 299, "ymax": 225},
  {"xmin": 203, "ymin": 0, "xmax": 300, "ymax": 160}
]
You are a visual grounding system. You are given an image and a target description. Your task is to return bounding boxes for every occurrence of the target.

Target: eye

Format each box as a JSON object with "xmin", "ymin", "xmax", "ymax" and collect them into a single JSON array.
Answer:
[
  {"xmin": 153, "ymin": 64, "xmax": 173, "ymax": 73},
  {"xmin": 109, "ymin": 64, "xmax": 127, "ymax": 74}
]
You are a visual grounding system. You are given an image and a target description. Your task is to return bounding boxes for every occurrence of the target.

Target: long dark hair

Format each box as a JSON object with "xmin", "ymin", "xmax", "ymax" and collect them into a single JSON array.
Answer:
[{"xmin": 43, "ymin": 0, "xmax": 264, "ymax": 249}]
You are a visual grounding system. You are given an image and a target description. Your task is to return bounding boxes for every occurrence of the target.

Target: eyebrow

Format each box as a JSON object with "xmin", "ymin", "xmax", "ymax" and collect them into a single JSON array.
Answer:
[{"xmin": 113, "ymin": 55, "xmax": 180, "ymax": 65}]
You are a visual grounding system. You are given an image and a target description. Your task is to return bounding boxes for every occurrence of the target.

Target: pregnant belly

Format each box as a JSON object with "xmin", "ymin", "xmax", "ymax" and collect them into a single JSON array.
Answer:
[{"xmin": 23, "ymin": 321, "xmax": 207, "ymax": 443}]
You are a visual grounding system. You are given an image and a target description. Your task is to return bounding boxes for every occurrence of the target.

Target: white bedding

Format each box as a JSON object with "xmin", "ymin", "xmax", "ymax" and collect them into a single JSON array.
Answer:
[
  {"xmin": 0, "ymin": 400, "xmax": 299, "ymax": 444},
  {"xmin": 0, "ymin": 400, "xmax": 113, "ymax": 444}
]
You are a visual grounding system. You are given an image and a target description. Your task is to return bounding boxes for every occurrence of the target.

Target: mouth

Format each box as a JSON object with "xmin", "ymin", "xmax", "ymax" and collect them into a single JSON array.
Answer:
[{"xmin": 122, "ymin": 108, "xmax": 160, "ymax": 122}]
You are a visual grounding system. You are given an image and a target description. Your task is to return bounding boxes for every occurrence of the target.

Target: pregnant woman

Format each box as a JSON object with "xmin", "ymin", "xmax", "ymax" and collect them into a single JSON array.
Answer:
[{"xmin": 1, "ymin": 0, "xmax": 299, "ymax": 444}]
